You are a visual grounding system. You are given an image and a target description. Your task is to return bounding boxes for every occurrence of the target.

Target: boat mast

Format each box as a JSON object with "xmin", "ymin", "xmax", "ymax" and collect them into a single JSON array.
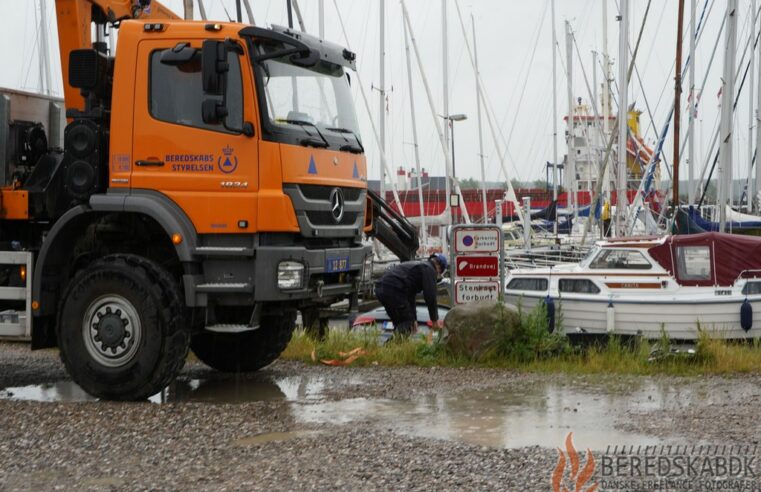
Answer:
[
  {"xmin": 616, "ymin": 0, "xmax": 629, "ymax": 237},
  {"xmin": 602, "ymin": 0, "xmax": 611, "ymax": 200},
  {"xmin": 473, "ymin": 14, "xmax": 488, "ymax": 224},
  {"xmin": 442, "ymin": 0, "xmax": 453, "ymax": 228},
  {"xmin": 756, "ymin": 0, "xmax": 761, "ymax": 214},
  {"xmin": 718, "ymin": 0, "xmax": 737, "ymax": 232},
  {"xmin": 673, "ymin": 0, "xmax": 685, "ymax": 209},
  {"xmin": 401, "ymin": 1, "xmax": 470, "ymax": 231},
  {"xmin": 748, "ymin": 0, "xmax": 756, "ymax": 212},
  {"xmin": 551, "ymin": 0, "xmax": 559, "ymax": 238},
  {"xmin": 565, "ymin": 21, "xmax": 577, "ymax": 226},
  {"xmin": 378, "ymin": 0, "xmax": 387, "ymax": 205},
  {"xmin": 688, "ymin": 0, "xmax": 697, "ymax": 205},
  {"xmin": 451, "ymin": 0, "xmax": 524, "ymax": 230},
  {"xmin": 319, "ymin": 0, "xmax": 325, "ymax": 37},
  {"xmin": 38, "ymin": 0, "xmax": 52, "ymax": 96},
  {"xmin": 403, "ymin": 17, "xmax": 428, "ymax": 250}
]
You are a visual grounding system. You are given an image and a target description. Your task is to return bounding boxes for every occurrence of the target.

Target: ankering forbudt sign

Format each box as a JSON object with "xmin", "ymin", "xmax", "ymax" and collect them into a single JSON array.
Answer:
[{"xmin": 449, "ymin": 225, "xmax": 504, "ymax": 305}]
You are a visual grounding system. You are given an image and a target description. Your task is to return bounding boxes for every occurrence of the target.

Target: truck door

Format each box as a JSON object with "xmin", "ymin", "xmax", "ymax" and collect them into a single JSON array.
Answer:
[{"xmin": 131, "ymin": 39, "xmax": 258, "ymax": 234}]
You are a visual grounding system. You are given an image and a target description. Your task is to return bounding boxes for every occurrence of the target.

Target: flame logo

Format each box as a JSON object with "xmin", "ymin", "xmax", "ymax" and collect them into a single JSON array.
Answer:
[{"xmin": 551, "ymin": 433, "xmax": 598, "ymax": 492}]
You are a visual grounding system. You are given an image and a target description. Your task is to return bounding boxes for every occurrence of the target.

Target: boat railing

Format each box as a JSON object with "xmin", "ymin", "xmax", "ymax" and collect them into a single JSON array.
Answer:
[
  {"xmin": 736, "ymin": 269, "xmax": 761, "ymax": 280},
  {"xmin": 504, "ymin": 246, "xmax": 591, "ymax": 270}
]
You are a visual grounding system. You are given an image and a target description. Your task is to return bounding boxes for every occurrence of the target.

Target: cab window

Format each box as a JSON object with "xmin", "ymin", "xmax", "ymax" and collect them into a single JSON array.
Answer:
[{"xmin": 150, "ymin": 49, "xmax": 243, "ymax": 133}]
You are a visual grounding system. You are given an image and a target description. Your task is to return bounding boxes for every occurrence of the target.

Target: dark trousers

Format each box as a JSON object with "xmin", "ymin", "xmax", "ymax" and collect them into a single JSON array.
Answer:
[{"xmin": 374, "ymin": 283, "xmax": 416, "ymax": 335}]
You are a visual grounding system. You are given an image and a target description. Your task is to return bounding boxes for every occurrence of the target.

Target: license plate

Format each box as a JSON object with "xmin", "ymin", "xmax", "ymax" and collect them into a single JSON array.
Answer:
[
  {"xmin": 382, "ymin": 321, "xmax": 394, "ymax": 331},
  {"xmin": 325, "ymin": 256, "xmax": 350, "ymax": 273}
]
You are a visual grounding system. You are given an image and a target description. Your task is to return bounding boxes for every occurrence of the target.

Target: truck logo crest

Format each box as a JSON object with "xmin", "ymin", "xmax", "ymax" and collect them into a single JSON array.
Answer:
[
  {"xmin": 218, "ymin": 145, "xmax": 238, "ymax": 174},
  {"xmin": 330, "ymin": 188, "xmax": 345, "ymax": 223}
]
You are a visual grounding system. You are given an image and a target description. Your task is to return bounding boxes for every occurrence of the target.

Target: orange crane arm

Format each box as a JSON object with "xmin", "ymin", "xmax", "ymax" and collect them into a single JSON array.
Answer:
[{"xmin": 55, "ymin": 0, "xmax": 180, "ymax": 112}]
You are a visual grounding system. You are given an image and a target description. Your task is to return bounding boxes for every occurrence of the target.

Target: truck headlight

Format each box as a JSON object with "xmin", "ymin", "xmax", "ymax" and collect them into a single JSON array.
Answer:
[
  {"xmin": 278, "ymin": 261, "xmax": 305, "ymax": 290},
  {"xmin": 362, "ymin": 255, "xmax": 373, "ymax": 282}
]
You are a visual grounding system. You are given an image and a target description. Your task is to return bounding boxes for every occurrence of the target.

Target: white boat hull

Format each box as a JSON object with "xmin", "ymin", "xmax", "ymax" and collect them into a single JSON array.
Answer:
[{"xmin": 507, "ymin": 293, "xmax": 761, "ymax": 340}]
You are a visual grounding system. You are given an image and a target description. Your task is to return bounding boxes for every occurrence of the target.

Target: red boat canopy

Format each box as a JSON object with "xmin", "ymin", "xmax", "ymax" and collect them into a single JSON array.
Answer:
[{"xmin": 648, "ymin": 232, "xmax": 761, "ymax": 287}]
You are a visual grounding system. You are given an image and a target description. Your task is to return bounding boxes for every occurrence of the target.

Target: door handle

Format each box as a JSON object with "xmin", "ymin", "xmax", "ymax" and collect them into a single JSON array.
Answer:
[{"xmin": 135, "ymin": 160, "xmax": 165, "ymax": 167}]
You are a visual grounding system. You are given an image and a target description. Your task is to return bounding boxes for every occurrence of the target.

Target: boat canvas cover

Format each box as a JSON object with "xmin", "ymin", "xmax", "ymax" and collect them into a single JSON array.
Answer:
[{"xmin": 648, "ymin": 232, "xmax": 761, "ymax": 287}]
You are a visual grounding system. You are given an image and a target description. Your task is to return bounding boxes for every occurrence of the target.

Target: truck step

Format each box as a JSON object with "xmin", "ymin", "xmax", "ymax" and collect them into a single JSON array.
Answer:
[
  {"xmin": 0, "ymin": 251, "xmax": 33, "ymax": 340},
  {"xmin": 194, "ymin": 246, "xmax": 254, "ymax": 257},
  {"xmin": 196, "ymin": 282, "xmax": 253, "ymax": 294},
  {"xmin": 204, "ymin": 324, "xmax": 258, "ymax": 334}
]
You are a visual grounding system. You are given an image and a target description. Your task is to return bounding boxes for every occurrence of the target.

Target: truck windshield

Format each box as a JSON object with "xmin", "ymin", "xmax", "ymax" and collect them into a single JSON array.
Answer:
[{"xmin": 255, "ymin": 53, "xmax": 361, "ymax": 149}]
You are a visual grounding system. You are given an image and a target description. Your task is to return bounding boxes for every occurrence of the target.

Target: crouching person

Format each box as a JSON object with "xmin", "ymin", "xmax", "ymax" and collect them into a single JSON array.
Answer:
[{"xmin": 373, "ymin": 254, "xmax": 447, "ymax": 336}]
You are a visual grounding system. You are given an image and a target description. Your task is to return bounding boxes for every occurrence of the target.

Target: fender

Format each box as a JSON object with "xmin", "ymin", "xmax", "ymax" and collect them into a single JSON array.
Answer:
[
  {"xmin": 89, "ymin": 189, "xmax": 198, "ymax": 262},
  {"xmin": 32, "ymin": 190, "xmax": 198, "ymax": 317}
]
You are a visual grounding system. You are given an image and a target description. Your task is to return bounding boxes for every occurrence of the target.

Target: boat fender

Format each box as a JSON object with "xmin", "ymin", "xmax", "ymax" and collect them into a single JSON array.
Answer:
[
  {"xmin": 606, "ymin": 300, "xmax": 615, "ymax": 334},
  {"xmin": 741, "ymin": 298, "xmax": 753, "ymax": 332},
  {"xmin": 544, "ymin": 295, "xmax": 555, "ymax": 333}
]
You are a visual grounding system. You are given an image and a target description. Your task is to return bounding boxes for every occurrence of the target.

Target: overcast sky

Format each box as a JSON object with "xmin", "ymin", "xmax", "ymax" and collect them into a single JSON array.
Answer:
[{"xmin": 0, "ymin": 0, "xmax": 756, "ymax": 189}]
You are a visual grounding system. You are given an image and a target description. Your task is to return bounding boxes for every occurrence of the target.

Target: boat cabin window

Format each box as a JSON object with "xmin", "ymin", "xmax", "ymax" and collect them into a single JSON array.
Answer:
[
  {"xmin": 506, "ymin": 278, "xmax": 548, "ymax": 291},
  {"xmin": 559, "ymin": 279, "xmax": 600, "ymax": 294},
  {"xmin": 580, "ymin": 246, "xmax": 600, "ymax": 268},
  {"xmin": 742, "ymin": 282, "xmax": 761, "ymax": 295},
  {"xmin": 675, "ymin": 246, "xmax": 712, "ymax": 281},
  {"xmin": 589, "ymin": 249, "xmax": 652, "ymax": 270}
]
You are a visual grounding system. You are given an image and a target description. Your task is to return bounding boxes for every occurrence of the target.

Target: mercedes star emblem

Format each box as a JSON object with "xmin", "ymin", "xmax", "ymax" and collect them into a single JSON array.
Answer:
[{"xmin": 329, "ymin": 188, "xmax": 345, "ymax": 223}]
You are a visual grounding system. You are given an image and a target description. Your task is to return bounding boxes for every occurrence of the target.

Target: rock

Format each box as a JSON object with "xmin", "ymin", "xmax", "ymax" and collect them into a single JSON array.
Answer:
[{"xmin": 443, "ymin": 301, "xmax": 520, "ymax": 359}]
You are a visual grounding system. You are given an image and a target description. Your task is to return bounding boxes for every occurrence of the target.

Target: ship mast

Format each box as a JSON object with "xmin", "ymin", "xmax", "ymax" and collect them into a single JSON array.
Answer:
[
  {"xmin": 565, "ymin": 21, "xmax": 577, "ymax": 225},
  {"xmin": 442, "ymin": 0, "xmax": 453, "ymax": 230},
  {"xmin": 473, "ymin": 14, "xmax": 488, "ymax": 224},
  {"xmin": 616, "ymin": 0, "xmax": 630, "ymax": 237},
  {"xmin": 378, "ymin": 0, "xmax": 387, "ymax": 204},
  {"xmin": 551, "ymin": 0, "xmax": 559, "ymax": 238},
  {"xmin": 403, "ymin": 16, "xmax": 428, "ymax": 250},
  {"xmin": 718, "ymin": 0, "xmax": 738, "ymax": 232},
  {"xmin": 673, "ymin": 0, "xmax": 685, "ymax": 209}
]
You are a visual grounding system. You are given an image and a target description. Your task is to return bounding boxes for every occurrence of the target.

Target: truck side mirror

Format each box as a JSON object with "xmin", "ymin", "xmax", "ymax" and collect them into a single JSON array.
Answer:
[
  {"xmin": 202, "ymin": 99, "xmax": 228, "ymax": 124},
  {"xmin": 202, "ymin": 40, "xmax": 227, "ymax": 95}
]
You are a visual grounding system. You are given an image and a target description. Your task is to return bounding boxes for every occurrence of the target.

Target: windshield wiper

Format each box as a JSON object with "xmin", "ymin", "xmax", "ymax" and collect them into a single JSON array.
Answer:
[
  {"xmin": 325, "ymin": 127, "xmax": 365, "ymax": 154},
  {"xmin": 280, "ymin": 119, "xmax": 330, "ymax": 149}
]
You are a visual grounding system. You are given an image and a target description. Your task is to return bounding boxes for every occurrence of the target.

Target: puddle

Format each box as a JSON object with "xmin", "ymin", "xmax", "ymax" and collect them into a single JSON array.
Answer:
[
  {"xmin": 0, "ymin": 375, "xmax": 343, "ymax": 404},
  {"xmin": 291, "ymin": 381, "xmax": 723, "ymax": 450},
  {"xmin": 0, "ymin": 376, "xmax": 747, "ymax": 450}
]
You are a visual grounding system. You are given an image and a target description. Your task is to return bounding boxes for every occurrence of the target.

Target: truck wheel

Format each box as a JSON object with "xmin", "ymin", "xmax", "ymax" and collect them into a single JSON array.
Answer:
[
  {"xmin": 190, "ymin": 311, "xmax": 296, "ymax": 372},
  {"xmin": 57, "ymin": 254, "xmax": 189, "ymax": 401}
]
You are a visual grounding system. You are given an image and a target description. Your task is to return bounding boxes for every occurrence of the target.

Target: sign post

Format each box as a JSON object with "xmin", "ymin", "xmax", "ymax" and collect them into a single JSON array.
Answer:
[{"xmin": 449, "ymin": 224, "xmax": 504, "ymax": 306}]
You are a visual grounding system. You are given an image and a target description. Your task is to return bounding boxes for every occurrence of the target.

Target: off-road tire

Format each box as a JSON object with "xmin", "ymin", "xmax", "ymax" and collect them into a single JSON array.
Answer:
[
  {"xmin": 57, "ymin": 254, "xmax": 189, "ymax": 400},
  {"xmin": 190, "ymin": 311, "xmax": 296, "ymax": 372}
]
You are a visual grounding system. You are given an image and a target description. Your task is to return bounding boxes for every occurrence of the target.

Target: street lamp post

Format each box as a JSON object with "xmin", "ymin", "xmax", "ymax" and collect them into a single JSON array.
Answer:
[{"xmin": 444, "ymin": 113, "xmax": 467, "ymax": 224}]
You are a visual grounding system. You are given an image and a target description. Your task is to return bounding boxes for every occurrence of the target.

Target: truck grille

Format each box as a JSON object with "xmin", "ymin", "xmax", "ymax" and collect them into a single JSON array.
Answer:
[
  {"xmin": 283, "ymin": 184, "xmax": 367, "ymax": 238},
  {"xmin": 299, "ymin": 184, "xmax": 363, "ymax": 202}
]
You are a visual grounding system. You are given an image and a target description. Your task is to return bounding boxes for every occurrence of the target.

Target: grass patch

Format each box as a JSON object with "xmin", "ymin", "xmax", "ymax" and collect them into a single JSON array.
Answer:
[{"xmin": 281, "ymin": 306, "xmax": 761, "ymax": 376}]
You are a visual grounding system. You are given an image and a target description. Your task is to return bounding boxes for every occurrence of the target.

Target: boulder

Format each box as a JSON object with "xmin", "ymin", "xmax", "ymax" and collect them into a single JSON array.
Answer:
[{"xmin": 443, "ymin": 301, "xmax": 521, "ymax": 359}]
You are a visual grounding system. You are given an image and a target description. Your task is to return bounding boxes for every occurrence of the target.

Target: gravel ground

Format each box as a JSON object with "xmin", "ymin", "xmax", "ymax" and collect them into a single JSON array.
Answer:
[{"xmin": 1, "ymin": 342, "xmax": 761, "ymax": 491}]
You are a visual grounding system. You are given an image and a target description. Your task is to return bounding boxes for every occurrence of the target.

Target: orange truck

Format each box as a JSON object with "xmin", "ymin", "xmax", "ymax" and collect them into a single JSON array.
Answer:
[{"xmin": 0, "ymin": 0, "xmax": 418, "ymax": 400}]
